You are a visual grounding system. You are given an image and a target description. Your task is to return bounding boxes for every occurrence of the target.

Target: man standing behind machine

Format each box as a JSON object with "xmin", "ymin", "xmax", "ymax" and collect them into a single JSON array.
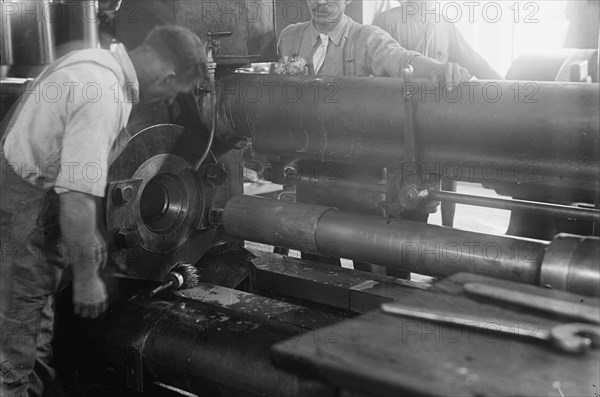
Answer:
[
  {"xmin": 372, "ymin": 1, "xmax": 502, "ymax": 227},
  {"xmin": 278, "ymin": 0, "xmax": 472, "ymax": 273},
  {"xmin": 0, "ymin": 26, "xmax": 207, "ymax": 397},
  {"xmin": 372, "ymin": 1, "xmax": 503, "ymax": 79}
]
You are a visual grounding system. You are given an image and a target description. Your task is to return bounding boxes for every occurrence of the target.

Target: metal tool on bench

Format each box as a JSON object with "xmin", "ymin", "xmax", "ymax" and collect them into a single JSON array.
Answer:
[
  {"xmin": 463, "ymin": 282, "xmax": 600, "ymax": 325},
  {"xmin": 380, "ymin": 302, "xmax": 600, "ymax": 354}
]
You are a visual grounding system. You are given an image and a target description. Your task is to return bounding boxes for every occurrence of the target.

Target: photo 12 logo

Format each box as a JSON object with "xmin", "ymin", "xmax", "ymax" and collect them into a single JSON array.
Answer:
[
  {"xmin": 398, "ymin": 1, "xmax": 540, "ymax": 24},
  {"xmin": 405, "ymin": 81, "xmax": 540, "ymax": 105}
]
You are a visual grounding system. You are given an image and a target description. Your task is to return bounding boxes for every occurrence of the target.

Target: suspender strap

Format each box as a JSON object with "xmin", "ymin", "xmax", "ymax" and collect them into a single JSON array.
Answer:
[
  {"xmin": 343, "ymin": 22, "xmax": 362, "ymax": 77},
  {"xmin": 291, "ymin": 23, "xmax": 311, "ymax": 58}
]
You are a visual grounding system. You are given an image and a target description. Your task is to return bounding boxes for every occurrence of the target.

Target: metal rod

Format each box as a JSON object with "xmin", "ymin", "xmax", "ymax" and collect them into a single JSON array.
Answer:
[
  {"xmin": 81, "ymin": 1, "xmax": 99, "ymax": 49},
  {"xmin": 1, "ymin": 3, "xmax": 14, "ymax": 68},
  {"xmin": 223, "ymin": 196, "xmax": 547, "ymax": 284},
  {"xmin": 315, "ymin": 208, "xmax": 545, "ymax": 284},
  {"xmin": 293, "ymin": 174, "xmax": 387, "ymax": 193},
  {"xmin": 223, "ymin": 196, "xmax": 600, "ymax": 295},
  {"xmin": 37, "ymin": 0, "xmax": 55, "ymax": 63},
  {"xmin": 290, "ymin": 176, "xmax": 599, "ymax": 222},
  {"xmin": 429, "ymin": 190, "xmax": 600, "ymax": 222}
]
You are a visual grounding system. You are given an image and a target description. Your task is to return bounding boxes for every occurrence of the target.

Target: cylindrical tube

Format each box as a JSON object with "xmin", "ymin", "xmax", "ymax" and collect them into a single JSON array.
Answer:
[
  {"xmin": 429, "ymin": 190, "xmax": 600, "ymax": 222},
  {"xmin": 217, "ymin": 74, "xmax": 599, "ymax": 192},
  {"xmin": 222, "ymin": 195, "xmax": 327, "ymax": 253},
  {"xmin": 1, "ymin": 3, "xmax": 14, "ymax": 67},
  {"xmin": 315, "ymin": 209, "xmax": 546, "ymax": 283},
  {"xmin": 37, "ymin": 0, "xmax": 55, "ymax": 63},
  {"xmin": 81, "ymin": 1, "xmax": 99, "ymax": 49},
  {"xmin": 540, "ymin": 234, "xmax": 600, "ymax": 297},
  {"xmin": 223, "ymin": 196, "xmax": 600, "ymax": 296},
  {"xmin": 88, "ymin": 283, "xmax": 332, "ymax": 397},
  {"xmin": 223, "ymin": 196, "xmax": 547, "ymax": 284}
]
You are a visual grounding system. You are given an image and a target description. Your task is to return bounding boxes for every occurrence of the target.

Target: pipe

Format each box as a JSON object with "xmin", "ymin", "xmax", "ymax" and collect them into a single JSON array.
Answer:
[
  {"xmin": 316, "ymin": 209, "xmax": 545, "ymax": 283},
  {"xmin": 1, "ymin": 3, "xmax": 14, "ymax": 67},
  {"xmin": 81, "ymin": 1, "xmax": 99, "ymax": 49},
  {"xmin": 223, "ymin": 196, "xmax": 546, "ymax": 283},
  {"xmin": 429, "ymin": 190, "xmax": 600, "ymax": 222},
  {"xmin": 37, "ymin": 0, "xmax": 55, "ymax": 63},
  {"xmin": 288, "ymin": 175, "xmax": 600, "ymax": 222},
  {"xmin": 223, "ymin": 196, "xmax": 600, "ymax": 296},
  {"xmin": 541, "ymin": 234, "xmax": 600, "ymax": 297},
  {"xmin": 216, "ymin": 74, "xmax": 599, "ymax": 192},
  {"xmin": 81, "ymin": 280, "xmax": 333, "ymax": 397}
]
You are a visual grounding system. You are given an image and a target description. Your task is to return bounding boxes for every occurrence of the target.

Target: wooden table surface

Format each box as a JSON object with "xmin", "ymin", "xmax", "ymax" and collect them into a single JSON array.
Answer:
[{"xmin": 271, "ymin": 273, "xmax": 600, "ymax": 397}]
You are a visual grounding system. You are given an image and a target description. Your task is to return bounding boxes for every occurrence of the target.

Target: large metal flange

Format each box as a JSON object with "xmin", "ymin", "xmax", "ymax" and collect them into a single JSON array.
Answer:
[{"xmin": 106, "ymin": 124, "xmax": 219, "ymax": 280}]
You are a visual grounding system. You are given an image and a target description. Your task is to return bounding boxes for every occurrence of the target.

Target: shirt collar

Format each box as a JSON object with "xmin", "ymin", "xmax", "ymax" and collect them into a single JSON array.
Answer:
[
  {"xmin": 110, "ymin": 43, "xmax": 140, "ymax": 104},
  {"xmin": 309, "ymin": 14, "xmax": 350, "ymax": 47}
]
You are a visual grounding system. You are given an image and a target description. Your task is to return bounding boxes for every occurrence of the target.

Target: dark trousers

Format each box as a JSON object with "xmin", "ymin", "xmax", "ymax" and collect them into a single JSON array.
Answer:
[{"xmin": 1, "ymin": 150, "xmax": 65, "ymax": 397}]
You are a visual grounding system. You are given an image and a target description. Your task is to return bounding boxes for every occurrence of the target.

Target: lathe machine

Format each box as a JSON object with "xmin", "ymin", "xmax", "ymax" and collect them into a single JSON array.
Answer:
[{"xmin": 1, "ymin": 1, "xmax": 599, "ymax": 396}]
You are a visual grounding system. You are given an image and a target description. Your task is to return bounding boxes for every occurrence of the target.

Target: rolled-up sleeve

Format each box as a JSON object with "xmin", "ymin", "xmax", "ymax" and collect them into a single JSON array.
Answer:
[
  {"xmin": 54, "ymin": 69, "xmax": 123, "ymax": 197},
  {"xmin": 359, "ymin": 25, "xmax": 423, "ymax": 77}
]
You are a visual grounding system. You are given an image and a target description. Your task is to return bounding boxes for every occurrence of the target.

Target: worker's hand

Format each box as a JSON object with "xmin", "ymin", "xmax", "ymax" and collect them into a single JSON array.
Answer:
[
  {"xmin": 431, "ymin": 62, "xmax": 472, "ymax": 89},
  {"xmin": 73, "ymin": 273, "xmax": 108, "ymax": 319}
]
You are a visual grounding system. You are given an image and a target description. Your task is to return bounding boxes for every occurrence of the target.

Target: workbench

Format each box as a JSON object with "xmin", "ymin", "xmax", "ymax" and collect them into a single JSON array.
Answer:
[{"xmin": 272, "ymin": 273, "xmax": 600, "ymax": 396}]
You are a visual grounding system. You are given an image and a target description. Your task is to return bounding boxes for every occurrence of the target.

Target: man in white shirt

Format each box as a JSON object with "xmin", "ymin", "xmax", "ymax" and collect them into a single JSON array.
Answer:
[{"xmin": 1, "ymin": 25, "xmax": 207, "ymax": 397}]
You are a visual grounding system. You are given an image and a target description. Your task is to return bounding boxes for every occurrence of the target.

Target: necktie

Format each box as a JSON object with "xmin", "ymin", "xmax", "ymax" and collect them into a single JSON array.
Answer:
[{"xmin": 312, "ymin": 34, "xmax": 329, "ymax": 74}]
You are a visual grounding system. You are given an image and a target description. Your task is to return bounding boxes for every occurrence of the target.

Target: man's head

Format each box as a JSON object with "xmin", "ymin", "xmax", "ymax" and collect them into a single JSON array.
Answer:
[
  {"xmin": 307, "ymin": 0, "xmax": 352, "ymax": 31},
  {"xmin": 131, "ymin": 25, "xmax": 208, "ymax": 104}
]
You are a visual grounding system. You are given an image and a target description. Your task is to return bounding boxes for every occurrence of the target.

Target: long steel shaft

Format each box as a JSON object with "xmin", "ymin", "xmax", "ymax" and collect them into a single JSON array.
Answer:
[{"xmin": 222, "ymin": 195, "xmax": 600, "ymax": 296}]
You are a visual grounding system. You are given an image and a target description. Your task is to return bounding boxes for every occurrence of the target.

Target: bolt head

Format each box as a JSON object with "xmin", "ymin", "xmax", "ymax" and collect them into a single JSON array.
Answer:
[
  {"xmin": 115, "ymin": 228, "xmax": 140, "ymax": 249},
  {"xmin": 112, "ymin": 184, "xmax": 135, "ymax": 205}
]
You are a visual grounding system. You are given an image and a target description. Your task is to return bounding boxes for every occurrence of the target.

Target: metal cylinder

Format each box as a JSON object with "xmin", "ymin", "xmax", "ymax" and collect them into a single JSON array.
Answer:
[
  {"xmin": 88, "ymin": 283, "xmax": 332, "ymax": 397},
  {"xmin": 37, "ymin": 0, "xmax": 55, "ymax": 63},
  {"xmin": 429, "ymin": 190, "xmax": 600, "ymax": 222},
  {"xmin": 217, "ymin": 74, "xmax": 599, "ymax": 194},
  {"xmin": 1, "ymin": 2, "xmax": 14, "ymax": 67},
  {"xmin": 222, "ymin": 195, "xmax": 327, "ymax": 253},
  {"xmin": 315, "ymin": 209, "xmax": 546, "ymax": 283},
  {"xmin": 223, "ymin": 196, "xmax": 600, "ymax": 296},
  {"xmin": 80, "ymin": 1, "xmax": 99, "ymax": 49},
  {"xmin": 540, "ymin": 234, "xmax": 600, "ymax": 297},
  {"xmin": 224, "ymin": 196, "xmax": 547, "ymax": 284}
]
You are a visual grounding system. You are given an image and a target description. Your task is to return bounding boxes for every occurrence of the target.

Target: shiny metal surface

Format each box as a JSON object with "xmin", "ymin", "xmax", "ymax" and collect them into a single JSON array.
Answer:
[
  {"xmin": 37, "ymin": 0, "xmax": 55, "ymax": 64},
  {"xmin": 217, "ymin": 74, "xmax": 599, "ymax": 196},
  {"xmin": 223, "ymin": 196, "xmax": 600, "ymax": 296},
  {"xmin": 223, "ymin": 195, "xmax": 327, "ymax": 253},
  {"xmin": 1, "ymin": 6, "xmax": 14, "ymax": 67},
  {"xmin": 224, "ymin": 196, "xmax": 546, "ymax": 283},
  {"xmin": 540, "ymin": 234, "xmax": 600, "ymax": 297},
  {"xmin": 106, "ymin": 124, "xmax": 220, "ymax": 280},
  {"xmin": 429, "ymin": 190, "xmax": 600, "ymax": 222},
  {"xmin": 80, "ymin": 1, "xmax": 99, "ymax": 49}
]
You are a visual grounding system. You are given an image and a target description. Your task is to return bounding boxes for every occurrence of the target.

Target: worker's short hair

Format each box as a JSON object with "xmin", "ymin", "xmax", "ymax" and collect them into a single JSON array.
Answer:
[{"xmin": 143, "ymin": 25, "xmax": 208, "ymax": 80}]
